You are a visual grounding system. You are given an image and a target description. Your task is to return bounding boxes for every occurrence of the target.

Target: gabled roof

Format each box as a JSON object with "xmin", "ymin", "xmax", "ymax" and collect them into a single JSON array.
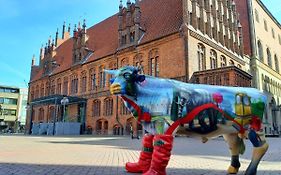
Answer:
[{"xmin": 30, "ymin": 0, "xmax": 183, "ymax": 83}]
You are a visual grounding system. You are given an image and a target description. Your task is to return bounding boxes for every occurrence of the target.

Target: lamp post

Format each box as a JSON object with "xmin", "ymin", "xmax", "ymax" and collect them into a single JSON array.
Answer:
[{"xmin": 61, "ymin": 97, "xmax": 69, "ymax": 122}]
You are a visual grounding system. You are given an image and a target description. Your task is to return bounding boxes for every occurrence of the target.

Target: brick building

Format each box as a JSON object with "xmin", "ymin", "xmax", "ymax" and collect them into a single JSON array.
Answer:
[
  {"xmin": 27, "ymin": 0, "xmax": 249, "ymax": 135},
  {"xmin": 234, "ymin": 0, "xmax": 281, "ymax": 136}
]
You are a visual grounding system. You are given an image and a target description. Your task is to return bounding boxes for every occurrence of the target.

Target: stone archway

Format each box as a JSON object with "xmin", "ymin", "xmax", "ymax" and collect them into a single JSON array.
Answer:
[{"xmin": 113, "ymin": 124, "xmax": 121, "ymax": 135}]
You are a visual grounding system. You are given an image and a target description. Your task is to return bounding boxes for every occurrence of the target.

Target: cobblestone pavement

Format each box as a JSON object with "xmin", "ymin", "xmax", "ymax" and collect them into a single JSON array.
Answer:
[{"xmin": 0, "ymin": 135, "xmax": 280, "ymax": 175}]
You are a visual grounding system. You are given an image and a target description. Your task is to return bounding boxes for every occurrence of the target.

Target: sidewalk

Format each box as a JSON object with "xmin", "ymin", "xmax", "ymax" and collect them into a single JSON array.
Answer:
[{"xmin": 0, "ymin": 135, "xmax": 280, "ymax": 175}]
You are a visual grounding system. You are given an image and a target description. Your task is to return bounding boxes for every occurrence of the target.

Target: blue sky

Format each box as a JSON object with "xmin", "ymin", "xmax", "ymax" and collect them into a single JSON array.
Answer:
[{"xmin": 0, "ymin": 0, "xmax": 280, "ymax": 88}]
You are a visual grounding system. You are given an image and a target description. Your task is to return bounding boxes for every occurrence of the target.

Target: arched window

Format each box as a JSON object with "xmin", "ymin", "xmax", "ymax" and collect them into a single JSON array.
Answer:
[
  {"xmin": 210, "ymin": 50, "xmax": 217, "ymax": 69},
  {"xmin": 149, "ymin": 49, "xmax": 159, "ymax": 77},
  {"xmin": 237, "ymin": 64, "xmax": 242, "ymax": 69},
  {"xmin": 255, "ymin": 9, "xmax": 259, "ymax": 22},
  {"xmin": 274, "ymin": 55, "xmax": 279, "ymax": 73},
  {"xmin": 197, "ymin": 44, "xmax": 206, "ymax": 71},
  {"xmin": 229, "ymin": 60, "xmax": 235, "ymax": 66},
  {"xmin": 35, "ymin": 85, "xmax": 39, "ymax": 99},
  {"xmin": 134, "ymin": 54, "xmax": 144, "ymax": 73},
  {"xmin": 93, "ymin": 100, "xmax": 101, "ymax": 117},
  {"xmin": 121, "ymin": 58, "xmax": 129, "ymax": 67},
  {"xmin": 220, "ymin": 55, "xmax": 227, "ymax": 67},
  {"xmin": 120, "ymin": 101, "xmax": 130, "ymax": 115},
  {"xmin": 70, "ymin": 74, "xmax": 78, "ymax": 94},
  {"xmin": 39, "ymin": 108, "xmax": 44, "ymax": 122},
  {"xmin": 89, "ymin": 68, "xmax": 96, "ymax": 91},
  {"xmin": 104, "ymin": 98, "xmax": 113, "ymax": 116},
  {"xmin": 257, "ymin": 40, "xmax": 264, "ymax": 62},
  {"xmin": 80, "ymin": 71, "xmax": 87, "ymax": 93},
  {"xmin": 56, "ymin": 78, "xmax": 62, "ymax": 95},
  {"xmin": 267, "ymin": 48, "xmax": 272, "ymax": 68},
  {"xmin": 40, "ymin": 84, "xmax": 45, "ymax": 97},
  {"xmin": 98, "ymin": 66, "xmax": 106, "ymax": 88},
  {"xmin": 63, "ymin": 77, "xmax": 68, "ymax": 95},
  {"xmin": 50, "ymin": 80, "xmax": 55, "ymax": 95}
]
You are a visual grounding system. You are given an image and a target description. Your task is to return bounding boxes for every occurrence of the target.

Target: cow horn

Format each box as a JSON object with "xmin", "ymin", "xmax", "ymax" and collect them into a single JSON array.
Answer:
[{"xmin": 103, "ymin": 69, "xmax": 117, "ymax": 75}]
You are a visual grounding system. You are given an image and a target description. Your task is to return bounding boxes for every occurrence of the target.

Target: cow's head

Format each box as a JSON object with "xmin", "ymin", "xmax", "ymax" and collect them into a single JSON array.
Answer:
[{"xmin": 104, "ymin": 66, "xmax": 145, "ymax": 98}]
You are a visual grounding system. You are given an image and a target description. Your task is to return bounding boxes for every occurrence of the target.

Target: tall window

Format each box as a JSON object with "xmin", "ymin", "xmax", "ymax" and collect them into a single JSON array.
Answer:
[
  {"xmin": 45, "ymin": 82, "xmax": 49, "ymax": 96},
  {"xmin": 197, "ymin": 44, "xmax": 206, "ymax": 71},
  {"xmin": 264, "ymin": 20, "xmax": 268, "ymax": 31},
  {"xmin": 120, "ymin": 101, "xmax": 130, "ymax": 115},
  {"xmin": 50, "ymin": 80, "xmax": 55, "ymax": 95},
  {"xmin": 56, "ymin": 78, "xmax": 62, "ymax": 95},
  {"xmin": 104, "ymin": 98, "xmax": 113, "ymax": 116},
  {"xmin": 210, "ymin": 50, "xmax": 217, "ymax": 69},
  {"xmin": 39, "ymin": 108, "xmax": 44, "ymax": 122},
  {"xmin": 35, "ymin": 85, "xmax": 39, "ymax": 99},
  {"xmin": 267, "ymin": 48, "xmax": 272, "ymax": 68},
  {"xmin": 149, "ymin": 49, "xmax": 159, "ymax": 77},
  {"xmin": 220, "ymin": 55, "xmax": 227, "ymax": 67},
  {"xmin": 255, "ymin": 9, "xmax": 259, "ymax": 22},
  {"xmin": 257, "ymin": 40, "xmax": 264, "ymax": 62},
  {"xmin": 274, "ymin": 55, "xmax": 279, "ymax": 73},
  {"xmin": 71, "ymin": 74, "xmax": 78, "ymax": 94},
  {"xmin": 63, "ymin": 77, "xmax": 68, "ymax": 95},
  {"xmin": 89, "ymin": 68, "xmax": 96, "ymax": 91},
  {"xmin": 271, "ymin": 28, "xmax": 275, "ymax": 39},
  {"xmin": 93, "ymin": 100, "xmax": 101, "ymax": 117},
  {"xmin": 278, "ymin": 35, "xmax": 281, "ymax": 45},
  {"xmin": 98, "ymin": 66, "xmax": 106, "ymax": 88},
  {"xmin": 40, "ymin": 84, "xmax": 44, "ymax": 97},
  {"xmin": 134, "ymin": 54, "xmax": 144, "ymax": 73},
  {"xmin": 80, "ymin": 71, "xmax": 87, "ymax": 93}
]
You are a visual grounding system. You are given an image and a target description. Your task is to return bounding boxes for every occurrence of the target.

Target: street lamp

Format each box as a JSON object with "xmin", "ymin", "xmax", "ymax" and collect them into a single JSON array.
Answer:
[{"xmin": 61, "ymin": 97, "xmax": 69, "ymax": 122}]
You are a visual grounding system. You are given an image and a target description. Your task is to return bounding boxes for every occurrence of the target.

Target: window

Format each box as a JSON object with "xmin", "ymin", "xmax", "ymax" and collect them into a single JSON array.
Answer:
[
  {"xmin": 57, "ymin": 78, "xmax": 62, "ymax": 95},
  {"xmin": 279, "ymin": 35, "xmax": 281, "ymax": 45},
  {"xmin": 71, "ymin": 74, "xmax": 78, "ymax": 94},
  {"xmin": 35, "ymin": 85, "xmax": 39, "ymax": 99},
  {"xmin": 93, "ymin": 100, "xmax": 101, "ymax": 117},
  {"xmin": 130, "ymin": 32, "xmax": 135, "ymax": 43},
  {"xmin": 50, "ymin": 80, "xmax": 55, "ymax": 95},
  {"xmin": 237, "ymin": 64, "xmax": 242, "ymax": 69},
  {"xmin": 274, "ymin": 55, "xmax": 279, "ymax": 73},
  {"xmin": 197, "ymin": 44, "xmax": 206, "ymax": 71},
  {"xmin": 89, "ymin": 68, "xmax": 96, "ymax": 90},
  {"xmin": 104, "ymin": 98, "xmax": 113, "ymax": 116},
  {"xmin": 45, "ymin": 82, "xmax": 49, "ymax": 96},
  {"xmin": 264, "ymin": 20, "xmax": 268, "ymax": 31},
  {"xmin": 80, "ymin": 71, "xmax": 87, "ymax": 93},
  {"xmin": 120, "ymin": 101, "xmax": 130, "ymax": 115},
  {"xmin": 210, "ymin": 50, "xmax": 217, "ymax": 69},
  {"xmin": 40, "ymin": 84, "xmax": 45, "ymax": 97},
  {"xmin": 121, "ymin": 58, "xmax": 129, "ymax": 67},
  {"xmin": 220, "ymin": 55, "xmax": 227, "ymax": 67},
  {"xmin": 63, "ymin": 77, "xmax": 68, "ymax": 95},
  {"xmin": 255, "ymin": 9, "xmax": 259, "ymax": 22},
  {"xmin": 229, "ymin": 60, "xmax": 234, "ymax": 66},
  {"xmin": 39, "ymin": 108, "xmax": 44, "ymax": 121},
  {"xmin": 0, "ymin": 98, "xmax": 17, "ymax": 105},
  {"xmin": 257, "ymin": 40, "xmax": 264, "ymax": 62},
  {"xmin": 149, "ymin": 49, "xmax": 159, "ymax": 77},
  {"xmin": 267, "ymin": 48, "xmax": 272, "ymax": 68},
  {"xmin": 134, "ymin": 54, "xmax": 144, "ymax": 73},
  {"xmin": 272, "ymin": 28, "xmax": 275, "ymax": 38},
  {"xmin": 99, "ymin": 66, "xmax": 106, "ymax": 88}
]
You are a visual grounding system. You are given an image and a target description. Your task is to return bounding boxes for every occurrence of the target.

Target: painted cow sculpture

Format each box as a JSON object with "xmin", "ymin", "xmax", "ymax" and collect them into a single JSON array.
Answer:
[{"xmin": 105, "ymin": 66, "xmax": 269, "ymax": 175}]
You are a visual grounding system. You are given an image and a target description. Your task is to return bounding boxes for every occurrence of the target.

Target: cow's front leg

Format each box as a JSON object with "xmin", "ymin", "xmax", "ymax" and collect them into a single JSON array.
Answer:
[
  {"xmin": 245, "ymin": 130, "xmax": 269, "ymax": 175},
  {"xmin": 143, "ymin": 120, "xmax": 174, "ymax": 175},
  {"xmin": 223, "ymin": 133, "xmax": 242, "ymax": 174},
  {"xmin": 126, "ymin": 134, "xmax": 154, "ymax": 173}
]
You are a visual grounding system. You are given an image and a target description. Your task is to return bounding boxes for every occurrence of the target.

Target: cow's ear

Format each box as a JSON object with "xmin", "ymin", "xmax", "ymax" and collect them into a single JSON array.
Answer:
[{"xmin": 136, "ymin": 75, "xmax": 145, "ymax": 82}]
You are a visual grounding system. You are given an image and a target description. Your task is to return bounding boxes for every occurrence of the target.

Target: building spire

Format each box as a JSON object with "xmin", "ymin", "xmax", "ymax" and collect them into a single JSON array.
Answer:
[
  {"xmin": 119, "ymin": 0, "xmax": 123, "ymax": 9},
  {"xmin": 82, "ymin": 19, "xmax": 86, "ymax": 29},
  {"xmin": 68, "ymin": 23, "xmax": 71, "ymax": 32},
  {"xmin": 48, "ymin": 36, "xmax": 51, "ymax": 47},
  {"xmin": 78, "ymin": 21, "xmax": 81, "ymax": 30},
  {"xmin": 62, "ymin": 21, "xmax": 66, "ymax": 39},
  {"xmin": 127, "ymin": 0, "xmax": 131, "ymax": 8},
  {"xmin": 31, "ymin": 54, "xmax": 36, "ymax": 66},
  {"xmin": 40, "ymin": 44, "xmax": 44, "ymax": 61},
  {"xmin": 135, "ymin": 0, "xmax": 140, "ymax": 7},
  {"xmin": 55, "ymin": 28, "xmax": 59, "ymax": 46}
]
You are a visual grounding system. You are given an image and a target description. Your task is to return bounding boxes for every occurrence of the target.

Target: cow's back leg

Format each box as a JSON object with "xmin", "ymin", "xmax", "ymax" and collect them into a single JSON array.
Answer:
[
  {"xmin": 245, "ymin": 130, "xmax": 269, "ymax": 175},
  {"xmin": 223, "ymin": 133, "xmax": 242, "ymax": 174}
]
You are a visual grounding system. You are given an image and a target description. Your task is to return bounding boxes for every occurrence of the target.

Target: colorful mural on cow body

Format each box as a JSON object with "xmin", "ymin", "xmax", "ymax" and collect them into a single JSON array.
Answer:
[{"xmin": 105, "ymin": 66, "xmax": 269, "ymax": 175}]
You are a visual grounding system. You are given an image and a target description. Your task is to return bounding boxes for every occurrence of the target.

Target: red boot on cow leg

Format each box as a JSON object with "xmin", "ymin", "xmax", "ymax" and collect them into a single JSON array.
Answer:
[
  {"xmin": 126, "ymin": 134, "xmax": 154, "ymax": 173},
  {"xmin": 143, "ymin": 134, "xmax": 174, "ymax": 175}
]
